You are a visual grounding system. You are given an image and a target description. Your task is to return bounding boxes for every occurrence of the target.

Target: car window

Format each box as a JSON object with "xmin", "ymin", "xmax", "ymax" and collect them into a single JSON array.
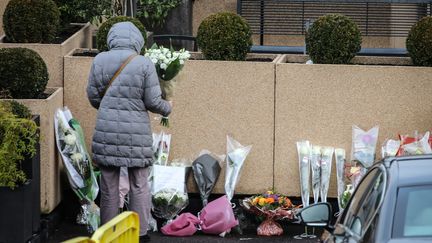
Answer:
[
  {"xmin": 341, "ymin": 167, "xmax": 386, "ymax": 238},
  {"xmin": 393, "ymin": 185, "xmax": 432, "ymax": 238}
]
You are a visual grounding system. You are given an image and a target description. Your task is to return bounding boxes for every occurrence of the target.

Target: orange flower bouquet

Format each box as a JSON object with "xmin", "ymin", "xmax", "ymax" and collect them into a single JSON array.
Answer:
[{"xmin": 241, "ymin": 190, "xmax": 297, "ymax": 236}]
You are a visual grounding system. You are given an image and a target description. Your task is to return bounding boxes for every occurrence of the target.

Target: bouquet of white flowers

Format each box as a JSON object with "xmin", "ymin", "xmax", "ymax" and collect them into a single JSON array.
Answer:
[
  {"xmin": 54, "ymin": 107, "xmax": 99, "ymax": 232},
  {"xmin": 145, "ymin": 44, "xmax": 191, "ymax": 127}
]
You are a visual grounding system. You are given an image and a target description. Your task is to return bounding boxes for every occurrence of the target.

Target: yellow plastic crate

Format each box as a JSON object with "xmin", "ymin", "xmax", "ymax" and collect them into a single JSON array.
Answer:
[
  {"xmin": 62, "ymin": 236, "xmax": 94, "ymax": 243},
  {"xmin": 91, "ymin": 211, "xmax": 140, "ymax": 243}
]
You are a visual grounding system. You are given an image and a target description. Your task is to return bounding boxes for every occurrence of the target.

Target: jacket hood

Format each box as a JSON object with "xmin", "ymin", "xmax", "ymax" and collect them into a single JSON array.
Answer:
[{"xmin": 107, "ymin": 22, "xmax": 144, "ymax": 53}]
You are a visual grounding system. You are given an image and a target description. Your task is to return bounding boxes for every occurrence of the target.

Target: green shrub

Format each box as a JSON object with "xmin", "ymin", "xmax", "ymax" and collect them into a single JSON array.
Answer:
[
  {"xmin": 96, "ymin": 16, "xmax": 147, "ymax": 53},
  {"xmin": 0, "ymin": 104, "xmax": 38, "ymax": 189},
  {"xmin": 1, "ymin": 101, "xmax": 32, "ymax": 119},
  {"xmin": 53, "ymin": 0, "xmax": 112, "ymax": 27},
  {"xmin": 197, "ymin": 12, "xmax": 252, "ymax": 61},
  {"xmin": 0, "ymin": 48, "xmax": 49, "ymax": 99},
  {"xmin": 137, "ymin": 0, "xmax": 181, "ymax": 31},
  {"xmin": 306, "ymin": 14, "xmax": 362, "ymax": 64},
  {"xmin": 3, "ymin": 0, "xmax": 60, "ymax": 43},
  {"xmin": 406, "ymin": 16, "xmax": 432, "ymax": 67}
]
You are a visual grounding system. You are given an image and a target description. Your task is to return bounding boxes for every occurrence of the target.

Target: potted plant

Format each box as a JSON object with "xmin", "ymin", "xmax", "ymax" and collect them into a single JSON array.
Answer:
[
  {"xmin": 274, "ymin": 14, "xmax": 432, "ymax": 197},
  {"xmin": 0, "ymin": 101, "xmax": 40, "ymax": 243},
  {"xmin": 1, "ymin": 0, "xmax": 92, "ymax": 87},
  {"xmin": 0, "ymin": 47, "xmax": 64, "ymax": 214}
]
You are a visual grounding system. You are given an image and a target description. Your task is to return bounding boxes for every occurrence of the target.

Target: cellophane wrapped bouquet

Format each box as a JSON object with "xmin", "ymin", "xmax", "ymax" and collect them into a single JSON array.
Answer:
[
  {"xmin": 144, "ymin": 44, "xmax": 190, "ymax": 127},
  {"xmin": 151, "ymin": 159, "xmax": 191, "ymax": 224},
  {"xmin": 241, "ymin": 190, "xmax": 296, "ymax": 236},
  {"xmin": 54, "ymin": 107, "xmax": 99, "ymax": 232}
]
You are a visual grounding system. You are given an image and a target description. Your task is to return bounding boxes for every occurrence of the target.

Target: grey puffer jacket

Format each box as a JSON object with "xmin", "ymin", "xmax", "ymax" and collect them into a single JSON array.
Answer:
[{"xmin": 87, "ymin": 22, "xmax": 171, "ymax": 168}]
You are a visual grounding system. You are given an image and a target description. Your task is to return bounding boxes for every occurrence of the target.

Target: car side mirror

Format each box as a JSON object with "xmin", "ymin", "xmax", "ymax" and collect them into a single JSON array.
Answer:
[{"xmin": 298, "ymin": 202, "xmax": 332, "ymax": 227}]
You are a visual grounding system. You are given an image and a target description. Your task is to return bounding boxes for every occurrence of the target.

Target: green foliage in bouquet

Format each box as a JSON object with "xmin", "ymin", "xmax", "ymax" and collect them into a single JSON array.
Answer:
[
  {"xmin": 306, "ymin": 14, "xmax": 362, "ymax": 64},
  {"xmin": 137, "ymin": 0, "xmax": 181, "ymax": 31},
  {"xmin": 152, "ymin": 193, "xmax": 186, "ymax": 208},
  {"xmin": 0, "ymin": 103, "xmax": 38, "ymax": 189},
  {"xmin": 53, "ymin": 0, "xmax": 112, "ymax": 27},
  {"xmin": 197, "ymin": 12, "xmax": 252, "ymax": 61},
  {"xmin": 96, "ymin": 16, "xmax": 147, "ymax": 53},
  {"xmin": 3, "ymin": 0, "xmax": 60, "ymax": 43},
  {"xmin": 406, "ymin": 16, "xmax": 432, "ymax": 67},
  {"xmin": 0, "ymin": 48, "xmax": 49, "ymax": 99}
]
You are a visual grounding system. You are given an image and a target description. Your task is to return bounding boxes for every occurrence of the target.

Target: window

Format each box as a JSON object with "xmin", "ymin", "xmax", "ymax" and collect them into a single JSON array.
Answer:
[
  {"xmin": 393, "ymin": 185, "xmax": 432, "ymax": 238},
  {"xmin": 341, "ymin": 167, "xmax": 386, "ymax": 238}
]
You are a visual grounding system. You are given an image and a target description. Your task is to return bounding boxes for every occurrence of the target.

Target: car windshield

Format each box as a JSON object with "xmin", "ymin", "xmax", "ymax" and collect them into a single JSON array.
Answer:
[{"xmin": 393, "ymin": 185, "xmax": 432, "ymax": 238}]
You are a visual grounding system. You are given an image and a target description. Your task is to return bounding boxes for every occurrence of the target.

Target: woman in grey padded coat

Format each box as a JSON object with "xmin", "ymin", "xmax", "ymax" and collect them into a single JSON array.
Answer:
[{"xmin": 87, "ymin": 22, "xmax": 171, "ymax": 241}]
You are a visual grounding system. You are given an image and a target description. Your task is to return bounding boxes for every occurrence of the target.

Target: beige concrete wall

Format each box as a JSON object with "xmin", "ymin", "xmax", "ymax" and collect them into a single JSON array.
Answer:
[
  {"xmin": 64, "ymin": 50, "xmax": 278, "ymax": 195},
  {"xmin": 15, "ymin": 88, "xmax": 64, "ymax": 213},
  {"xmin": 64, "ymin": 51, "xmax": 96, "ymax": 152},
  {"xmin": 0, "ymin": 0, "xmax": 9, "ymax": 36},
  {"xmin": 274, "ymin": 55, "xmax": 432, "ymax": 197},
  {"xmin": 0, "ymin": 23, "xmax": 92, "ymax": 87}
]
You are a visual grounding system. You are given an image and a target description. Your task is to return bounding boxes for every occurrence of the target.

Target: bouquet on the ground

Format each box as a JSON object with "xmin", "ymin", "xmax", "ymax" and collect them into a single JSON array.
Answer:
[
  {"xmin": 152, "ymin": 131, "xmax": 171, "ymax": 165},
  {"xmin": 192, "ymin": 150, "xmax": 224, "ymax": 207},
  {"xmin": 54, "ymin": 107, "xmax": 99, "ymax": 232},
  {"xmin": 151, "ymin": 160, "xmax": 191, "ymax": 223},
  {"xmin": 350, "ymin": 125, "xmax": 379, "ymax": 188},
  {"xmin": 335, "ymin": 148, "xmax": 347, "ymax": 212},
  {"xmin": 225, "ymin": 135, "xmax": 252, "ymax": 202},
  {"xmin": 144, "ymin": 44, "xmax": 191, "ymax": 127},
  {"xmin": 241, "ymin": 190, "xmax": 296, "ymax": 236}
]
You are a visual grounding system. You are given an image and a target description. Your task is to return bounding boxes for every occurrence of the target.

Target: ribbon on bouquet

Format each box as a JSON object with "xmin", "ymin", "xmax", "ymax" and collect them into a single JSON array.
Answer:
[{"xmin": 161, "ymin": 195, "xmax": 238, "ymax": 237}]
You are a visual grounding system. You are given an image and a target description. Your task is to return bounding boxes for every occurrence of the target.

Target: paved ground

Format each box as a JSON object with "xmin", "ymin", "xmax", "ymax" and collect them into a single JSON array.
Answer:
[
  {"xmin": 49, "ymin": 220, "xmax": 322, "ymax": 243},
  {"xmin": 48, "ymin": 192, "xmax": 332, "ymax": 242}
]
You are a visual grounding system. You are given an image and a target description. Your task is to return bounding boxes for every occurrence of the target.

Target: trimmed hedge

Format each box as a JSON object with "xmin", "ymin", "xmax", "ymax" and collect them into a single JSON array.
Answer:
[
  {"xmin": 197, "ymin": 12, "xmax": 252, "ymax": 61},
  {"xmin": 406, "ymin": 16, "xmax": 432, "ymax": 67},
  {"xmin": 0, "ymin": 48, "xmax": 49, "ymax": 99},
  {"xmin": 306, "ymin": 14, "xmax": 362, "ymax": 64},
  {"xmin": 3, "ymin": 0, "xmax": 60, "ymax": 43}
]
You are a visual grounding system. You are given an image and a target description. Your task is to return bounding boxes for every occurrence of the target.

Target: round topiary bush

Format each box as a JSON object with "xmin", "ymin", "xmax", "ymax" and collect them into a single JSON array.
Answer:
[
  {"xmin": 0, "ymin": 48, "xmax": 49, "ymax": 99},
  {"xmin": 406, "ymin": 16, "xmax": 432, "ymax": 67},
  {"xmin": 96, "ymin": 16, "xmax": 147, "ymax": 53},
  {"xmin": 3, "ymin": 0, "xmax": 60, "ymax": 43},
  {"xmin": 306, "ymin": 14, "xmax": 362, "ymax": 64},
  {"xmin": 197, "ymin": 12, "xmax": 252, "ymax": 61}
]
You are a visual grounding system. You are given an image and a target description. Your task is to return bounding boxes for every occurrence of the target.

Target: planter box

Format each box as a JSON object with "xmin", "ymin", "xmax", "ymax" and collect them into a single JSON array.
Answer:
[
  {"xmin": 0, "ymin": 181, "xmax": 33, "ymax": 243},
  {"xmin": 64, "ymin": 49, "xmax": 280, "ymax": 195},
  {"xmin": 0, "ymin": 130, "xmax": 40, "ymax": 243},
  {"xmin": 0, "ymin": 23, "xmax": 92, "ymax": 87},
  {"xmin": 274, "ymin": 54, "xmax": 432, "ymax": 197},
  {"xmin": 11, "ymin": 88, "xmax": 64, "ymax": 214}
]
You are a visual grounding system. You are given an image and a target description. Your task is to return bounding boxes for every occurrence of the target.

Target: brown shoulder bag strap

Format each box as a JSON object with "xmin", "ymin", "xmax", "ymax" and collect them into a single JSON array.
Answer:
[{"xmin": 100, "ymin": 53, "xmax": 138, "ymax": 97}]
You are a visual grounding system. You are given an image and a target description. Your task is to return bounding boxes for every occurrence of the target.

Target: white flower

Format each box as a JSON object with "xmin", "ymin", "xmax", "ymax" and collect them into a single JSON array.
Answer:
[
  {"xmin": 151, "ymin": 58, "xmax": 158, "ymax": 64},
  {"xmin": 160, "ymin": 63, "xmax": 167, "ymax": 70},
  {"xmin": 64, "ymin": 134, "xmax": 77, "ymax": 145},
  {"xmin": 179, "ymin": 60, "xmax": 184, "ymax": 65},
  {"xmin": 71, "ymin": 153, "xmax": 83, "ymax": 163}
]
